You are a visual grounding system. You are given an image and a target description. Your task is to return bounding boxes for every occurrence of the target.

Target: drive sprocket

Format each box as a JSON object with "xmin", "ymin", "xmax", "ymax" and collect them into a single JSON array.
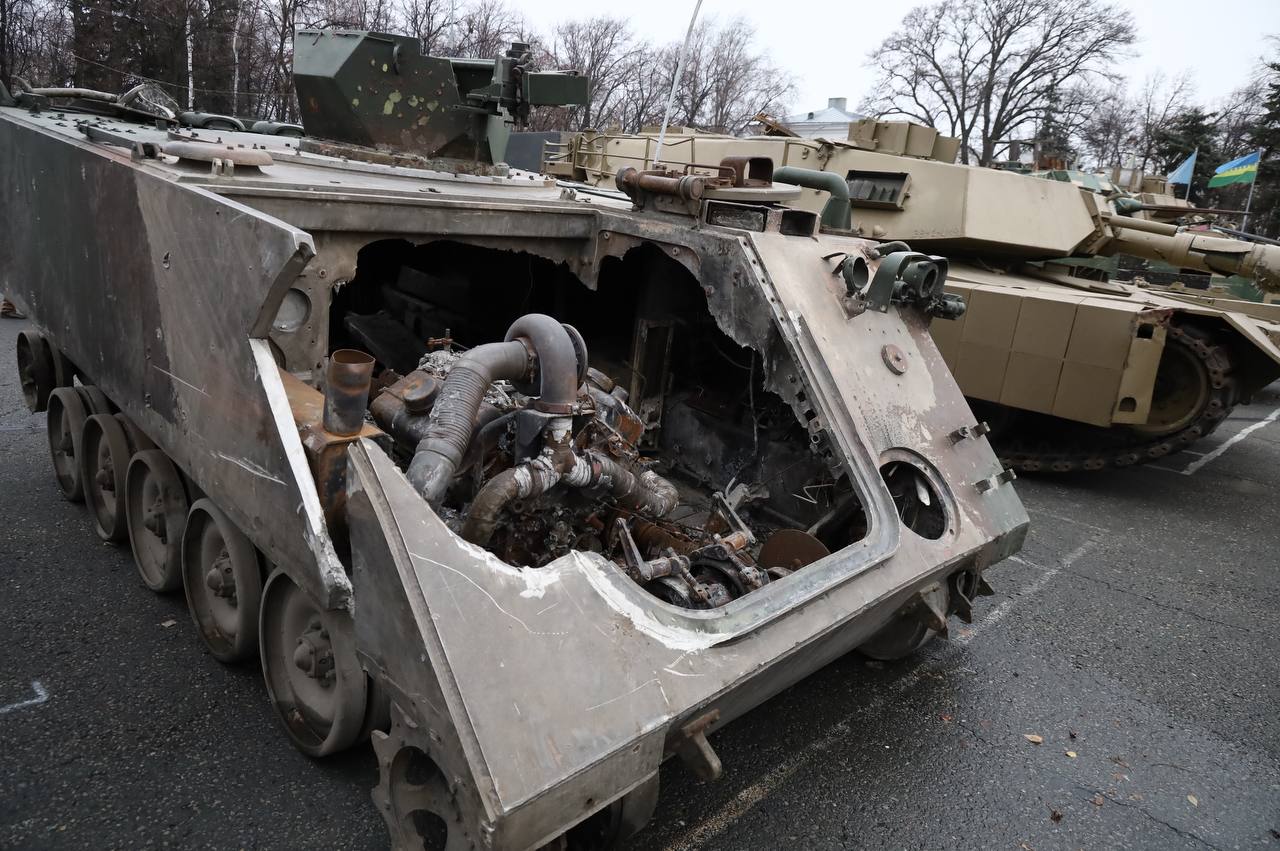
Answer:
[{"xmin": 372, "ymin": 703, "xmax": 479, "ymax": 851}]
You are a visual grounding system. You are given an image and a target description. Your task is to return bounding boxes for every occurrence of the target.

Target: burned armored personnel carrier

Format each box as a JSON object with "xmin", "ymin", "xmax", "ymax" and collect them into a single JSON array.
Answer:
[
  {"xmin": 549, "ymin": 123, "xmax": 1280, "ymax": 472},
  {"xmin": 1, "ymin": 31, "xmax": 1026, "ymax": 849}
]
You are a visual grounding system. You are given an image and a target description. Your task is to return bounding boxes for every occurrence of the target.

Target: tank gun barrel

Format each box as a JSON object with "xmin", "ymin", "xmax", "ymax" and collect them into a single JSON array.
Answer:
[{"xmin": 1101, "ymin": 214, "xmax": 1280, "ymax": 293}]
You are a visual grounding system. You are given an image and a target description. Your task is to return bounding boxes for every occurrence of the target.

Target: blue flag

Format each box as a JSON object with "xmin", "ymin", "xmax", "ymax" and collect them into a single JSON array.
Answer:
[{"xmin": 1167, "ymin": 150, "xmax": 1197, "ymax": 185}]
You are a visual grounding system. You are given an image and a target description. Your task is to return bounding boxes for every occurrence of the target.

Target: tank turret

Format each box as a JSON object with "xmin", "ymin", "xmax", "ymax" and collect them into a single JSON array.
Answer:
[
  {"xmin": 293, "ymin": 29, "xmax": 587, "ymax": 164},
  {"xmin": 548, "ymin": 120, "xmax": 1280, "ymax": 473}
]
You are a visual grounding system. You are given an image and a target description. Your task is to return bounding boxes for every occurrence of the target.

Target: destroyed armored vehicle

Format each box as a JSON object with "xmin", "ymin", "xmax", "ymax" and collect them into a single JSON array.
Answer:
[
  {"xmin": 547, "ymin": 123, "xmax": 1280, "ymax": 472},
  {"xmin": 1, "ymin": 30, "xmax": 1026, "ymax": 849}
]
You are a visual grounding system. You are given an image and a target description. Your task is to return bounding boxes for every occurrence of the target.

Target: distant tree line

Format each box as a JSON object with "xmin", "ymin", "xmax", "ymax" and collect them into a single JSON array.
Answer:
[
  {"xmin": 0, "ymin": 1, "xmax": 793, "ymax": 135},
  {"xmin": 863, "ymin": 0, "xmax": 1280, "ymax": 237}
]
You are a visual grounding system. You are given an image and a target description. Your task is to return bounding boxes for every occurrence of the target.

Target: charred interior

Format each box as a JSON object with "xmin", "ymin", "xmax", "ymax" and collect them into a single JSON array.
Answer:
[{"xmin": 325, "ymin": 239, "xmax": 869, "ymax": 608}]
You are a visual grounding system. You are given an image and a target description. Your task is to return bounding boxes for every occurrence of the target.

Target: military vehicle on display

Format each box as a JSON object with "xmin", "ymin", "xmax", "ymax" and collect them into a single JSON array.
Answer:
[
  {"xmin": 1032, "ymin": 166, "xmax": 1280, "ymax": 304},
  {"xmin": 0, "ymin": 29, "xmax": 1028, "ymax": 850},
  {"xmin": 545, "ymin": 122, "xmax": 1280, "ymax": 472}
]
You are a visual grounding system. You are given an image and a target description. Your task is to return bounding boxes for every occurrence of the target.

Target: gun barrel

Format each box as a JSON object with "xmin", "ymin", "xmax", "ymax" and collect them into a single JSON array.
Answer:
[{"xmin": 1106, "ymin": 218, "xmax": 1280, "ymax": 293}]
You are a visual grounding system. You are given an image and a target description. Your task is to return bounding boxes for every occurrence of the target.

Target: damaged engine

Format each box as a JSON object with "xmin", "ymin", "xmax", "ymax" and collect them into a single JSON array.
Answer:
[{"xmin": 365, "ymin": 312, "xmax": 847, "ymax": 609}]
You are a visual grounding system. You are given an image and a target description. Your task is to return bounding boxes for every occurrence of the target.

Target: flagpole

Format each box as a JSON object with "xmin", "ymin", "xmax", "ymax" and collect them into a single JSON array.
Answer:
[
  {"xmin": 652, "ymin": 0, "xmax": 704, "ymax": 169},
  {"xmin": 1241, "ymin": 148, "xmax": 1262, "ymax": 233},
  {"xmin": 1185, "ymin": 146, "xmax": 1195, "ymax": 202}
]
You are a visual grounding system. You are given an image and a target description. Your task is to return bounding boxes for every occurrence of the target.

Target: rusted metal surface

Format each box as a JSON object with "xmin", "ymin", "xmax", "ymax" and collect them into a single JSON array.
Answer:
[
  {"xmin": 283, "ymin": 370, "xmax": 383, "ymax": 542},
  {"xmin": 2, "ymin": 66, "xmax": 1028, "ymax": 850},
  {"xmin": 323, "ymin": 349, "xmax": 376, "ymax": 436}
]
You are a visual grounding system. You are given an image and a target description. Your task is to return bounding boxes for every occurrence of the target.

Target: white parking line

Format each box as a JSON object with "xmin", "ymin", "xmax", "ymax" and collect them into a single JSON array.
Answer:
[
  {"xmin": 957, "ymin": 538, "xmax": 1098, "ymax": 645},
  {"xmin": 1148, "ymin": 405, "xmax": 1280, "ymax": 475},
  {"xmin": 0, "ymin": 680, "xmax": 48, "ymax": 715},
  {"xmin": 660, "ymin": 538, "xmax": 1099, "ymax": 850},
  {"xmin": 1180, "ymin": 406, "xmax": 1280, "ymax": 475}
]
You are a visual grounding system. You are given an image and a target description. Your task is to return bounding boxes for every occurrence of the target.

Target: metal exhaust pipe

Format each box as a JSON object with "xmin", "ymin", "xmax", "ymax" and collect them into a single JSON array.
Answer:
[{"xmin": 323, "ymin": 349, "xmax": 375, "ymax": 436}]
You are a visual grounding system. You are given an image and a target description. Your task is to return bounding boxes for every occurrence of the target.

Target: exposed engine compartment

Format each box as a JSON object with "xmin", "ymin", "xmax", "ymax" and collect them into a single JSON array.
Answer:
[{"xmin": 334, "ymin": 240, "xmax": 870, "ymax": 609}]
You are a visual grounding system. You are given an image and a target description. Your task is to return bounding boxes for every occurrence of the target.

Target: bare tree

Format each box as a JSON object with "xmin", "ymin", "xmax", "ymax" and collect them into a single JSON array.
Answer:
[
  {"xmin": 450, "ymin": 0, "xmax": 521, "ymax": 59},
  {"xmin": 395, "ymin": 0, "xmax": 458, "ymax": 55},
  {"xmin": 2, "ymin": 0, "xmax": 73, "ymax": 89},
  {"xmin": 1079, "ymin": 84, "xmax": 1139, "ymax": 169},
  {"xmin": 546, "ymin": 16, "xmax": 640, "ymax": 130},
  {"xmin": 657, "ymin": 16, "xmax": 793, "ymax": 135},
  {"xmin": 1132, "ymin": 71, "xmax": 1194, "ymax": 171},
  {"xmin": 6, "ymin": 0, "xmax": 791, "ymax": 139},
  {"xmin": 865, "ymin": 0, "xmax": 1136, "ymax": 165},
  {"xmin": 614, "ymin": 54, "xmax": 667, "ymax": 132},
  {"xmin": 1217, "ymin": 69, "xmax": 1270, "ymax": 159}
]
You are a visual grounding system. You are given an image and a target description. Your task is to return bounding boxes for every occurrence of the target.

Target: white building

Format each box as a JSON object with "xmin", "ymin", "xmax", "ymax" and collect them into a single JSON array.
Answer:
[{"xmin": 785, "ymin": 97, "xmax": 866, "ymax": 139}]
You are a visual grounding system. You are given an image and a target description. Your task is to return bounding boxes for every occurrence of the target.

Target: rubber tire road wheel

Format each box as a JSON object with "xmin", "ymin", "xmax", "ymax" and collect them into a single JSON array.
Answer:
[
  {"xmin": 859, "ymin": 615, "xmax": 938, "ymax": 661},
  {"xmin": 46, "ymin": 387, "xmax": 88, "ymax": 502},
  {"xmin": 49, "ymin": 343, "xmax": 77, "ymax": 388},
  {"xmin": 113, "ymin": 413, "xmax": 157, "ymax": 455},
  {"xmin": 80, "ymin": 413, "xmax": 132, "ymax": 543},
  {"xmin": 182, "ymin": 499, "xmax": 264, "ymax": 663},
  {"xmin": 125, "ymin": 449, "xmax": 189, "ymax": 592},
  {"xmin": 76, "ymin": 385, "xmax": 113, "ymax": 416},
  {"xmin": 16, "ymin": 330, "xmax": 54, "ymax": 413},
  {"xmin": 259, "ymin": 569, "xmax": 366, "ymax": 757}
]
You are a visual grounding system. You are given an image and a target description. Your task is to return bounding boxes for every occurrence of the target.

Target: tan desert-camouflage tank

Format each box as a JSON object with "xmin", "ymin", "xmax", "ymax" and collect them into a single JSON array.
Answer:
[
  {"xmin": 0, "ymin": 30, "xmax": 1027, "ymax": 849},
  {"xmin": 545, "ymin": 122, "xmax": 1280, "ymax": 472}
]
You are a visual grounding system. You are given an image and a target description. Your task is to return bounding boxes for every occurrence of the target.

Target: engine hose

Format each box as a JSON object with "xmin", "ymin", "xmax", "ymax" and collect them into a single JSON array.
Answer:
[
  {"xmin": 407, "ymin": 314, "xmax": 586, "ymax": 506},
  {"xmin": 457, "ymin": 409, "xmax": 518, "ymax": 475},
  {"xmin": 462, "ymin": 450, "xmax": 680, "ymax": 547},
  {"xmin": 461, "ymin": 467, "xmax": 524, "ymax": 545},
  {"xmin": 406, "ymin": 340, "xmax": 529, "ymax": 505},
  {"xmin": 589, "ymin": 453, "xmax": 680, "ymax": 517}
]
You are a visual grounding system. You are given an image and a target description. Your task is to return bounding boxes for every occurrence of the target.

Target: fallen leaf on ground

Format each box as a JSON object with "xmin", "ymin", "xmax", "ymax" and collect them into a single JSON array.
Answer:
[
  {"xmin": 1091, "ymin": 794, "xmax": 1105, "ymax": 807},
  {"xmin": 1187, "ymin": 794, "xmax": 1198, "ymax": 807},
  {"xmin": 1023, "ymin": 734, "xmax": 1044, "ymax": 745},
  {"xmin": 941, "ymin": 713, "xmax": 953, "ymax": 722},
  {"xmin": 1065, "ymin": 751, "xmax": 1077, "ymax": 758},
  {"xmin": 1049, "ymin": 808, "xmax": 1063, "ymax": 823}
]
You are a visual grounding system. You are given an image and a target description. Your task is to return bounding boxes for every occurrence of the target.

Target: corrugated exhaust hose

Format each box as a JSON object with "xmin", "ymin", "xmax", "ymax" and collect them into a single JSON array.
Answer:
[{"xmin": 406, "ymin": 314, "xmax": 582, "ymax": 506}]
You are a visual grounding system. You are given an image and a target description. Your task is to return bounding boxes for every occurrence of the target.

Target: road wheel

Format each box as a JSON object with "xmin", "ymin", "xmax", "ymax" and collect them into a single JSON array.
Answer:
[
  {"xmin": 46, "ymin": 387, "xmax": 88, "ymax": 501},
  {"xmin": 182, "ymin": 499, "xmax": 263, "ymax": 663},
  {"xmin": 80, "ymin": 413, "xmax": 132, "ymax": 542},
  {"xmin": 16, "ymin": 330, "xmax": 54, "ymax": 412},
  {"xmin": 125, "ymin": 449, "xmax": 189, "ymax": 592},
  {"xmin": 858, "ymin": 616, "xmax": 938, "ymax": 661},
  {"xmin": 260, "ymin": 569, "xmax": 366, "ymax": 756},
  {"xmin": 114, "ymin": 412, "xmax": 157, "ymax": 454},
  {"xmin": 76, "ymin": 385, "xmax": 113, "ymax": 416}
]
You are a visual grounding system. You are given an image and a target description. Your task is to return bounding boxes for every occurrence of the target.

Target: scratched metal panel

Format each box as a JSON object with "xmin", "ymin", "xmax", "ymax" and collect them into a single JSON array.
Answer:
[
  {"xmin": 345, "ymin": 226, "xmax": 1029, "ymax": 846},
  {"xmin": 0, "ymin": 111, "xmax": 345, "ymax": 605}
]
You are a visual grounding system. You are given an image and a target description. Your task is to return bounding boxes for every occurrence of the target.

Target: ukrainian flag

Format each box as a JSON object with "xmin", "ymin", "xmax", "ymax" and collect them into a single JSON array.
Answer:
[{"xmin": 1207, "ymin": 150, "xmax": 1260, "ymax": 188}]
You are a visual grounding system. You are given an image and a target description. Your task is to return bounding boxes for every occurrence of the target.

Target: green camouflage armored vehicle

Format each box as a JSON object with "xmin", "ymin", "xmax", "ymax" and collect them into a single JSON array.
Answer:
[
  {"xmin": 547, "ymin": 122, "xmax": 1280, "ymax": 472},
  {"xmin": 0, "ymin": 30, "xmax": 1026, "ymax": 850}
]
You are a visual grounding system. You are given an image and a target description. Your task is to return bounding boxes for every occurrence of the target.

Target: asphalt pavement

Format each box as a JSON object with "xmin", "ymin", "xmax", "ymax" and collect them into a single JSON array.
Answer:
[{"xmin": 1, "ymin": 314, "xmax": 1278, "ymax": 850}]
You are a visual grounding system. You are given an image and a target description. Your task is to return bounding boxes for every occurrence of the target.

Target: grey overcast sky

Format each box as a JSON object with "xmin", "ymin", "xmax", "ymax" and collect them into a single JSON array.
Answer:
[{"xmin": 520, "ymin": 0, "xmax": 1280, "ymax": 116}]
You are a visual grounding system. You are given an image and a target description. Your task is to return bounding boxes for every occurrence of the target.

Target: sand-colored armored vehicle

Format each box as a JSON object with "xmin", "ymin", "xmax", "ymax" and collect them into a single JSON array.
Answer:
[
  {"xmin": 0, "ymin": 30, "xmax": 1026, "ymax": 849},
  {"xmin": 546, "ymin": 123, "xmax": 1280, "ymax": 472}
]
